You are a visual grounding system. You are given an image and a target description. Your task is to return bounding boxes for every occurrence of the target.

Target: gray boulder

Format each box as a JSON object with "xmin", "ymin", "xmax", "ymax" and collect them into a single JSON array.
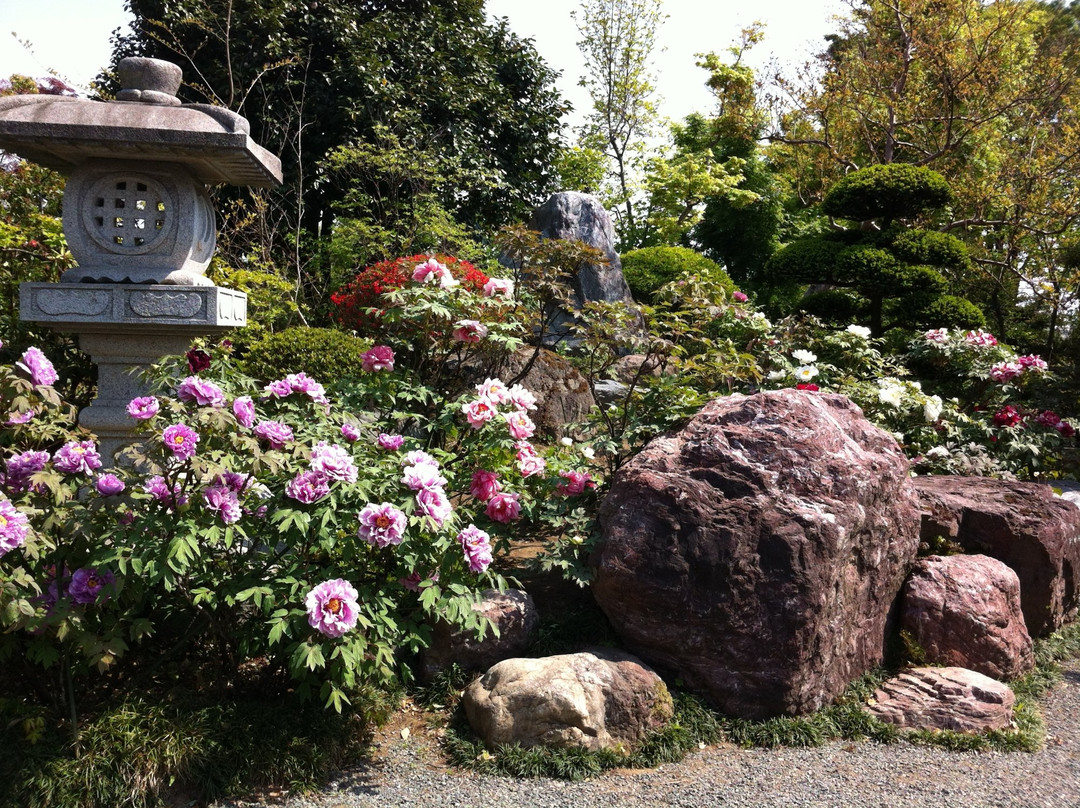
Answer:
[
  {"xmin": 593, "ymin": 390, "xmax": 921, "ymax": 719},
  {"xmin": 463, "ymin": 648, "xmax": 672, "ymax": 752}
]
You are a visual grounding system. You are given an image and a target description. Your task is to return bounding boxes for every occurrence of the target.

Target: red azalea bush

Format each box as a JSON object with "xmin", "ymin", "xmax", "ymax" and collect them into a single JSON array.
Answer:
[{"xmin": 331, "ymin": 254, "xmax": 489, "ymax": 336}]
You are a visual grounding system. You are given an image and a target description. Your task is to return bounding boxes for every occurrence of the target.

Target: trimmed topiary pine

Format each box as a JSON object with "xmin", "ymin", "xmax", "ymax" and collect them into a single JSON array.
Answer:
[
  {"xmin": 239, "ymin": 327, "xmax": 373, "ymax": 383},
  {"xmin": 620, "ymin": 246, "xmax": 735, "ymax": 304}
]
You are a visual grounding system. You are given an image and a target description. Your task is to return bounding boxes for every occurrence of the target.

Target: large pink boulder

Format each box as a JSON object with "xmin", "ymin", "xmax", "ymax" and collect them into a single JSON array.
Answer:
[
  {"xmin": 593, "ymin": 390, "xmax": 921, "ymax": 719},
  {"xmin": 912, "ymin": 476, "xmax": 1080, "ymax": 635},
  {"xmin": 901, "ymin": 554, "xmax": 1034, "ymax": 680}
]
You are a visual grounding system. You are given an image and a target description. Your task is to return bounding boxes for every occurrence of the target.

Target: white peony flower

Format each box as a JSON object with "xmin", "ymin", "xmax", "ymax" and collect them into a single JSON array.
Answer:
[
  {"xmin": 923, "ymin": 395, "xmax": 943, "ymax": 422},
  {"xmin": 794, "ymin": 365, "xmax": 819, "ymax": 382},
  {"xmin": 878, "ymin": 381, "xmax": 905, "ymax": 408},
  {"xmin": 792, "ymin": 349, "xmax": 817, "ymax": 364},
  {"xmin": 846, "ymin": 324, "xmax": 872, "ymax": 339}
]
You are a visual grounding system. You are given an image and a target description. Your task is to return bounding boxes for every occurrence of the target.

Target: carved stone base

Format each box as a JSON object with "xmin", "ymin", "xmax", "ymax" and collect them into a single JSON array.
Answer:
[{"xmin": 20, "ymin": 282, "xmax": 247, "ymax": 463}]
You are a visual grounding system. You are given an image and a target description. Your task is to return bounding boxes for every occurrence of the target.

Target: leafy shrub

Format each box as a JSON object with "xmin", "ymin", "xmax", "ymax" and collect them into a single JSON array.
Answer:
[
  {"xmin": 620, "ymin": 246, "xmax": 735, "ymax": 304},
  {"xmin": 239, "ymin": 327, "xmax": 373, "ymax": 383},
  {"xmin": 330, "ymin": 253, "xmax": 489, "ymax": 337}
]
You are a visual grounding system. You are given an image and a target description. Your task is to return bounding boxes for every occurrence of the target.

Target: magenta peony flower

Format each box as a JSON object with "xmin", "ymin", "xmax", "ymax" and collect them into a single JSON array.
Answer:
[
  {"xmin": 233, "ymin": 396, "xmax": 255, "ymax": 427},
  {"xmin": 399, "ymin": 570, "xmax": 439, "ymax": 591},
  {"xmin": 1036, "ymin": 410, "xmax": 1061, "ymax": 428},
  {"xmin": 485, "ymin": 491, "xmax": 520, "ymax": 523},
  {"xmin": 1058, "ymin": 420, "xmax": 1076, "ymax": 437},
  {"xmin": 377, "ymin": 432, "xmax": 405, "ymax": 450},
  {"xmin": 0, "ymin": 499, "xmax": 30, "ymax": 556},
  {"xmin": 285, "ymin": 372, "xmax": 329, "ymax": 405},
  {"xmin": 310, "ymin": 441, "xmax": 357, "ymax": 483},
  {"xmin": 733, "ymin": 290, "xmax": 749, "ymax": 303},
  {"xmin": 482, "ymin": 277, "xmax": 514, "ymax": 298},
  {"xmin": 462, "ymin": 397, "xmax": 497, "ymax": 428},
  {"xmin": 470, "ymin": 469, "xmax": 501, "ymax": 502},
  {"xmin": 341, "ymin": 421, "xmax": 362, "ymax": 442},
  {"xmin": 16, "ymin": 346, "xmax": 58, "ymax": 386},
  {"xmin": 555, "ymin": 470, "xmax": 596, "ymax": 496},
  {"xmin": 264, "ymin": 378, "xmax": 293, "ymax": 398},
  {"xmin": 1017, "ymin": 354, "xmax": 1048, "ymax": 372},
  {"xmin": 286, "ymin": 470, "xmax": 330, "ymax": 504},
  {"xmin": 144, "ymin": 475, "xmax": 187, "ymax": 509},
  {"xmin": 5, "ymin": 450, "xmax": 49, "ymax": 494},
  {"xmin": 515, "ymin": 442, "xmax": 546, "ymax": 477},
  {"xmin": 458, "ymin": 524, "xmax": 493, "ymax": 573},
  {"xmin": 992, "ymin": 406, "xmax": 1023, "ymax": 428},
  {"xmin": 127, "ymin": 396, "xmax": 160, "ymax": 420},
  {"xmin": 362, "ymin": 345, "xmax": 395, "ymax": 372},
  {"xmin": 357, "ymin": 502, "xmax": 408, "ymax": 548},
  {"xmin": 416, "ymin": 486, "xmax": 452, "ymax": 526},
  {"xmin": 177, "ymin": 376, "xmax": 226, "ymax": 407},
  {"xmin": 402, "ymin": 462, "xmax": 447, "ymax": 491},
  {"xmin": 253, "ymin": 420, "xmax": 294, "ymax": 449},
  {"xmin": 95, "ymin": 473, "xmax": 126, "ymax": 497},
  {"xmin": 452, "ymin": 319, "xmax": 488, "ymax": 342},
  {"xmin": 203, "ymin": 484, "xmax": 242, "ymax": 524},
  {"xmin": 53, "ymin": 441, "xmax": 102, "ymax": 475},
  {"xmin": 305, "ymin": 579, "xmax": 360, "ymax": 638},
  {"xmin": 162, "ymin": 424, "xmax": 199, "ymax": 460},
  {"xmin": 69, "ymin": 567, "xmax": 115, "ymax": 604},
  {"xmin": 5, "ymin": 409, "xmax": 35, "ymax": 426},
  {"xmin": 504, "ymin": 410, "xmax": 536, "ymax": 440}
]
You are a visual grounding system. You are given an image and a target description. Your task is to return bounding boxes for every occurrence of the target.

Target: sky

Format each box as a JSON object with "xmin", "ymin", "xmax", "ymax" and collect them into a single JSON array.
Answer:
[{"xmin": 1, "ymin": 0, "xmax": 847, "ymax": 129}]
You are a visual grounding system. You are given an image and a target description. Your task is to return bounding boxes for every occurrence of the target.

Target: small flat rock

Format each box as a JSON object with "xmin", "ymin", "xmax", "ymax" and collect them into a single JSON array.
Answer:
[{"xmin": 866, "ymin": 666, "xmax": 1016, "ymax": 732}]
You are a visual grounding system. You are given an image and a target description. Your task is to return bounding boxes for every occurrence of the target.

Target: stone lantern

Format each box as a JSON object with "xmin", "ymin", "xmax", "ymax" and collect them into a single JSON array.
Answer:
[{"xmin": 0, "ymin": 57, "xmax": 282, "ymax": 460}]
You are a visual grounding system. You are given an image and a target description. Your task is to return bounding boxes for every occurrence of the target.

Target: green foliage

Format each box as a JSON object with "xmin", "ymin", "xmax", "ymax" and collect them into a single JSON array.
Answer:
[
  {"xmin": 239, "ymin": 327, "xmax": 373, "ymax": 383},
  {"xmin": 822, "ymin": 164, "xmax": 952, "ymax": 224},
  {"xmin": 620, "ymin": 246, "xmax": 735, "ymax": 304}
]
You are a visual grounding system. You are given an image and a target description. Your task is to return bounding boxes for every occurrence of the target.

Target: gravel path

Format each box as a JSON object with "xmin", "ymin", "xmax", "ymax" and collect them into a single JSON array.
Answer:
[{"xmin": 213, "ymin": 661, "xmax": 1080, "ymax": 808}]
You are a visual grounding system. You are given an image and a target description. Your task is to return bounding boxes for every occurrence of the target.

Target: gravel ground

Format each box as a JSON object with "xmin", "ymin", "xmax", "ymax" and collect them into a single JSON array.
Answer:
[{"xmin": 212, "ymin": 660, "xmax": 1080, "ymax": 808}]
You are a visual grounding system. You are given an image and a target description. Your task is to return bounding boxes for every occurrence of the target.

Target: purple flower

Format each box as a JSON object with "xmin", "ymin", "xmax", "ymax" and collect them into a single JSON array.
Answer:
[
  {"xmin": 305, "ymin": 578, "xmax": 360, "ymax": 638},
  {"xmin": 5, "ymin": 409, "xmax": 35, "ymax": 426},
  {"xmin": 217, "ymin": 471, "xmax": 251, "ymax": 493},
  {"xmin": 162, "ymin": 424, "xmax": 199, "ymax": 460},
  {"xmin": 253, "ymin": 420, "xmax": 294, "ymax": 449},
  {"xmin": 286, "ymin": 372, "xmax": 328, "ymax": 404},
  {"xmin": 186, "ymin": 347, "xmax": 211, "ymax": 374},
  {"xmin": 144, "ymin": 475, "xmax": 187, "ymax": 509},
  {"xmin": 203, "ymin": 484, "xmax": 242, "ymax": 524},
  {"xmin": 233, "ymin": 396, "xmax": 255, "ymax": 427},
  {"xmin": 0, "ymin": 499, "xmax": 30, "ymax": 557},
  {"xmin": 399, "ymin": 570, "xmax": 439, "ymax": 591},
  {"xmin": 127, "ymin": 396, "xmax": 160, "ymax": 420},
  {"xmin": 53, "ymin": 441, "xmax": 103, "ymax": 475},
  {"xmin": 361, "ymin": 346, "xmax": 395, "ymax": 372},
  {"xmin": 458, "ymin": 524, "xmax": 493, "ymax": 573},
  {"xmin": 286, "ymin": 470, "xmax": 330, "ymax": 504},
  {"xmin": 357, "ymin": 502, "xmax": 408, "ymax": 548},
  {"xmin": 377, "ymin": 433, "xmax": 405, "ymax": 451},
  {"xmin": 177, "ymin": 376, "xmax": 225, "ymax": 407},
  {"xmin": 416, "ymin": 487, "xmax": 452, "ymax": 527},
  {"xmin": 265, "ymin": 378, "xmax": 293, "ymax": 398},
  {"xmin": 402, "ymin": 462, "xmax": 447, "ymax": 491},
  {"xmin": 95, "ymin": 474, "xmax": 126, "ymax": 497},
  {"xmin": 69, "ymin": 568, "xmax": 115, "ymax": 604},
  {"xmin": 310, "ymin": 442, "xmax": 357, "ymax": 483},
  {"xmin": 5, "ymin": 450, "xmax": 49, "ymax": 494},
  {"xmin": 341, "ymin": 422, "xmax": 362, "ymax": 442},
  {"xmin": 16, "ymin": 346, "xmax": 58, "ymax": 387}
]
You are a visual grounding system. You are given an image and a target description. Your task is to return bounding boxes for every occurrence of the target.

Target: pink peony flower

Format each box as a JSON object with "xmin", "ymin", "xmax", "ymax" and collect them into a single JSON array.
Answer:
[
  {"xmin": 964, "ymin": 329, "xmax": 998, "ymax": 347},
  {"xmin": 162, "ymin": 424, "xmax": 199, "ymax": 460},
  {"xmin": 310, "ymin": 441, "xmax": 358, "ymax": 483},
  {"xmin": 144, "ymin": 475, "xmax": 187, "ymax": 509},
  {"xmin": 233, "ymin": 396, "xmax": 255, "ymax": 427},
  {"xmin": 305, "ymin": 579, "xmax": 360, "ymax": 638},
  {"xmin": 924, "ymin": 328, "xmax": 949, "ymax": 344},
  {"xmin": 286, "ymin": 470, "xmax": 330, "ymax": 504},
  {"xmin": 0, "ymin": 499, "xmax": 30, "ymax": 557},
  {"xmin": 16, "ymin": 346, "xmax": 58, "ymax": 386},
  {"xmin": 504, "ymin": 410, "xmax": 536, "ymax": 440},
  {"xmin": 515, "ymin": 442, "xmax": 546, "ymax": 477},
  {"xmin": 128, "ymin": 396, "xmax": 160, "ymax": 420},
  {"xmin": 416, "ymin": 486, "xmax": 452, "ymax": 526},
  {"xmin": 1036, "ymin": 410, "xmax": 1061, "ymax": 428},
  {"xmin": 357, "ymin": 502, "xmax": 408, "ymax": 548},
  {"xmin": 5, "ymin": 408, "xmax": 35, "ymax": 426},
  {"xmin": 362, "ymin": 345, "xmax": 395, "ymax": 372},
  {"xmin": 796, "ymin": 383, "xmax": 820, "ymax": 391},
  {"xmin": 69, "ymin": 568, "xmax": 115, "ymax": 605},
  {"xmin": 377, "ymin": 433, "xmax": 405, "ymax": 450},
  {"xmin": 341, "ymin": 421, "xmax": 362, "ymax": 442},
  {"xmin": 253, "ymin": 420, "xmax": 294, "ymax": 449},
  {"xmin": 463, "ymin": 397, "xmax": 497, "ymax": 428},
  {"xmin": 732, "ymin": 290, "xmax": 749, "ymax": 303},
  {"xmin": 203, "ymin": 484, "xmax": 242, "ymax": 524},
  {"xmin": 482, "ymin": 277, "xmax": 514, "ymax": 298},
  {"xmin": 475, "ymin": 377, "xmax": 511, "ymax": 405},
  {"xmin": 1017, "ymin": 354, "xmax": 1048, "ymax": 372},
  {"xmin": 53, "ymin": 441, "xmax": 103, "ymax": 475},
  {"xmin": 95, "ymin": 473, "xmax": 126, "ymax": 497},
  {"xmin": 989, "ymin": 362, "xmax": 1023, "ymax": 382},
  {"xmin": 508, "ymin": 384, "xmax": 538, "ymax": 412},
  {"xmin": 452, "ymin": 319, "xmax": 488, "ymax": 342},
  {"xmin": 485, "ymin": 491, "xmax": 521, "ymax": 523},
  {"xmin": 458, "ymin": 524, "xmax": 493, "ymax": 573},
  {"xmin": 992, "ymin": 406, "xmax": 1023, "ymax": 428},
  {"xmin": 177, "ymin": 376, "xmax": 226, "ymax": 407},
  {"xmin": 399, "ymin": 570, "xmax": 439, "ymax": 591},
  {"xmin": 264, "ymin": 378, "xmax": 294, "ymax": 398},
  {"xmin": 556, "ymin": 470, "xmax": 595, "ymax": 496},
  {"xmin": 412, "ymin": 257, "xmax": 459, "ymax": 289},
  {"xmin": 403, "ymin": 450, "xmax": 437, "ymax": 467},
  {"xmin": 402, "ymin": 462, "xmax": 447, "ymax": 491},
  {"xmin": 470, "ymin": 469, "xmax": 501, "ymax": 502}
]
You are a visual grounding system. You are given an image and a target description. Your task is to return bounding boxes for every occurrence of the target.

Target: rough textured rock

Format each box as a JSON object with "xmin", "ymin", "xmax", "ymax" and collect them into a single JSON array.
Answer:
[
  {"xmin": 527, "ymin": 191, "xmax": 636, "ymax": 310},
  {"xmin": 912, "ymin": 476, "xmax": 1080, "ymax": 636},
  {"xmin": 493, "ymin": 347, "xmax": 596, "ymax": 439},
  {"xmin": 593, "ymin": 390, "xmax": 921, "ymax": 719},
  {"xmin": 420, "ymin": 589, "xmax": 540, "ymax": 683},
  {"xmin": 901, "ymin": 555, "xmax": 1034, "ymax": 680},
  {"xmin": 463, "ymin": 649, "xmax": 672, "ymax": 752},
  {"xmin": 866, "ymin": 667, "xmax": 1016, "ymax": 732}
]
